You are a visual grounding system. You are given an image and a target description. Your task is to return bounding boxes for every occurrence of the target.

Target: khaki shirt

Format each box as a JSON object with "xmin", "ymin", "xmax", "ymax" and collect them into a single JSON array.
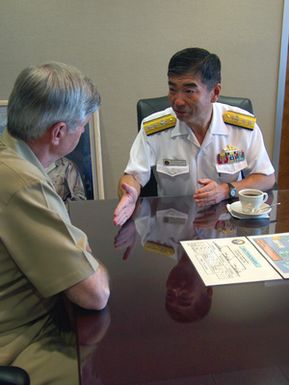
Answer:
[
  {"xmin": 0, "ymin": 131, "xmax": 98, "ymax": 364},
  {"xmin": 46, "ymin": 157, "xmax": 87, "ymax": 207}
]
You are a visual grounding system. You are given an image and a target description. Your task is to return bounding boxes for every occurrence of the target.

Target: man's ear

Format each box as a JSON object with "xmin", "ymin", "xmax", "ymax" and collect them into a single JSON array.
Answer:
[
  {"xmin": 210, "ymin": 83, "xmax": 221, "ymax": 103},
  {"xmin": 49, "ymin": 122, "xmax": 67, "ymax": 145}
]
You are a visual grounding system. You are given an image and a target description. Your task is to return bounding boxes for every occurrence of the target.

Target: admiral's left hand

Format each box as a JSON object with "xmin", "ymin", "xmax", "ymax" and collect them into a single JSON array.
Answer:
[{"xmin": 193, "ymin": 179, "xmax": 227, "ymax": 207}]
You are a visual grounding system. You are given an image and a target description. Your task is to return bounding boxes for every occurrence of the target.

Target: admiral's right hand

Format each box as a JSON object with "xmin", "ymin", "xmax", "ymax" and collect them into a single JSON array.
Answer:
[{"xmin": 113, "ymin": 183, "xmax": 138, "ymax": 226}]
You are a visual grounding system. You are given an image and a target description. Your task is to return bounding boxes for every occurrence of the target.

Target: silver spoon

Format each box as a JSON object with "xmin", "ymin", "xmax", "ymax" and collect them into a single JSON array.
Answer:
[{"xmin": 258, "ymin": 202, "xmax": 281, "ymax": 212}]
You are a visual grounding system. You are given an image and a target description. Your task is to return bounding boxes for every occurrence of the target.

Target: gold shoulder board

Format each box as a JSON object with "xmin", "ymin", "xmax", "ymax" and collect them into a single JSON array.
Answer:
[
  {"xmin": 144, "ymin": 241, "xmax": 175, "ymax": 257},
  {"xmin": 223, "ymin": 111, "xmax": 256, "ymax": 130},
  {"xmin": 143, "ymin": 114, "xmax": 176, "ymax": 136}
]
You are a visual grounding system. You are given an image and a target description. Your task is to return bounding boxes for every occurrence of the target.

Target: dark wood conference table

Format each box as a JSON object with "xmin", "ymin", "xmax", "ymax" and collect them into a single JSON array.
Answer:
[{"xmin": 70, "ymin": 190, "xmax": 289, "ymax": 385}]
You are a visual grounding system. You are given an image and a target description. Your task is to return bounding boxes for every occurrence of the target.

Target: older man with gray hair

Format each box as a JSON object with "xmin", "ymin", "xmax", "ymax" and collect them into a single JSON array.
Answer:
[{"xmin": 0, "ymin": 62, "xmax": 110, "ymax": 379}]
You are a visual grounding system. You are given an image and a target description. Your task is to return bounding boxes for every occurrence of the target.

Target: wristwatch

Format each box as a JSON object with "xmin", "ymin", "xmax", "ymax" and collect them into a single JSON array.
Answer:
[{"xmin": 227, "ymin": 183, "xmax": 237, "ymax": 199}]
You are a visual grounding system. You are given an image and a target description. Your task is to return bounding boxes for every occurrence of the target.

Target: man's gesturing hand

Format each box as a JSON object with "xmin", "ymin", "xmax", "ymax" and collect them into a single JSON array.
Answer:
[{"xmin": 113, "ymin": 183, "xmax": 139, "ymax": 226}]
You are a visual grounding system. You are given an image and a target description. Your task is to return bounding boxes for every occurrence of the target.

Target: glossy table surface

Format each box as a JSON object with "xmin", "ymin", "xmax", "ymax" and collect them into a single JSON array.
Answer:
[{"xmin": 70, "ymin": 190, "xmax": 289, "ymax": 385}]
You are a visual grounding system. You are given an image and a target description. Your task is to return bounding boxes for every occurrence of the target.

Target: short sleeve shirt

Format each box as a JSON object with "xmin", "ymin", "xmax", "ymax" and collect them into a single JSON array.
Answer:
[
  {"xmin": 0, "ymin": 131, "xmax": 98, "ymax": 336},
  {"xmin": 125, "ymin": 103, "xmax": 275, "ymax": 196},
  {"xmin": 46, "ymin": 157, "xmax": 87, "ymax": 207}
]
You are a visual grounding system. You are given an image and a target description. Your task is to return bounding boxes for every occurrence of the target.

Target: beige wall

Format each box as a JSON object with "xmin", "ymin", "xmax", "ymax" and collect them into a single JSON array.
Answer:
[{"xmin": 0, "ymin": 0, "xmax": 284, "ymax": 198}]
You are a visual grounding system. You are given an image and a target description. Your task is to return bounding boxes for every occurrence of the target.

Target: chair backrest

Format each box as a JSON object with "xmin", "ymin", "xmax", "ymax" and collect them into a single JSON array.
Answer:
[
  {"xmin": 136, "ymin": 95, "xmax": 254, "ymax": 197},
  {"xmin": 137, "ymin": 95, "xmax": 253, "ymax": 129}
]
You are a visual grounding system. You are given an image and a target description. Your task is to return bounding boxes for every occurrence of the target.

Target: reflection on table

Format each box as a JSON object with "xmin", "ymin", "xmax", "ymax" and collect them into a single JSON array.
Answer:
[
  {"xmin": 165, "ymin": 253, "xmax": 213, "ymax": 323},
  {"xmin": 77, "ymin": 307, "xmax": 111, "ymax": 385},
  {"xmin": 70, "ymin": 190, "xmax": 289, "ymax": 385},
  {"xmin": 0, "ymin": 297, "xmax": 79, "ymax": 385}
]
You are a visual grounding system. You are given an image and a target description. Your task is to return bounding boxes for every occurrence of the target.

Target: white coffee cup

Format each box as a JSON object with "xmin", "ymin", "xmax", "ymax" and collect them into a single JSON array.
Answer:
[{"xmin": 239, "ymin": 189, "xmax": 268, "ymax": 214}]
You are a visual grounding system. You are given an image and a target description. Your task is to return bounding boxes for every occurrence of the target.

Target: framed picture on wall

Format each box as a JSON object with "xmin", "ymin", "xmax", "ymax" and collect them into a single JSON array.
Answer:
[
  {"xmin": 67, "ymin": 110, "xmax": 105, "ymax": 200},
  {"xmin": 0, "ymin": 100, "xmax": 104, "ymax": 200},
  {"xmin": 90, "ymin": 110, "xmax": 105, "ymax": 199},
  {"xmin": 0, "ymin": 100, "xmax": 8, "ymax": 134}
]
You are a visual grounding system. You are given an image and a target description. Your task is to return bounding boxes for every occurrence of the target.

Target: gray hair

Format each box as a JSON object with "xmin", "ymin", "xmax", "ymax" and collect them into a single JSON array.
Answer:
[{"xmin": 7, "ymin": 62, "xmax": 100, "ymax": 141}]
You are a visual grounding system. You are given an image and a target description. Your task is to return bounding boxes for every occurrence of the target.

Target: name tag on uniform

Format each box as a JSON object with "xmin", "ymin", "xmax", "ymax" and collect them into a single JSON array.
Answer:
[
  {"xmin": 163, "ymin": 159, "xmax": 187, "ymax": 167},
  {"xmin": 157, "ymin": 159, "xmax": 189, "ymax": 177}
]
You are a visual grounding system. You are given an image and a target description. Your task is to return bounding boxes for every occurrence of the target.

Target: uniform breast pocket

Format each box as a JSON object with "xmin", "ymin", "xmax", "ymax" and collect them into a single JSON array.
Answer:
[
  {"xmin": 156, "ymin": 163, "xmax": 189, "ymax": 177},
  {"xmin": 216, "ymin": 160, "xmax": 247, "ymax": 182}
]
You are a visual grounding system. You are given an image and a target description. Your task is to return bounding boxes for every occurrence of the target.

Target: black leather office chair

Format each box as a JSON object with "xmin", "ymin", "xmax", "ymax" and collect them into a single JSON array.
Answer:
[
  {"xmin": 136, "ymin": 95, "xmax": 254, "ymax": 197},
  {"xmin": 0, "ymin": 366, "xmax": 30, "ymax": 385}
]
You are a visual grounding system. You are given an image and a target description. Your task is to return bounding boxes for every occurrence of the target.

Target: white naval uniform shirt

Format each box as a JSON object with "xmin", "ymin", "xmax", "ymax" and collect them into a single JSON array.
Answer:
[{"xmin": 125, "ymin": 103, "xmax": 275, "ymax": 197}]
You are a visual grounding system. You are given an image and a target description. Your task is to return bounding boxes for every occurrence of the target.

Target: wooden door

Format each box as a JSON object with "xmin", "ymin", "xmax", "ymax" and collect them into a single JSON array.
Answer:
[{"xmin": 278, "ymin": 41, "xmax": 289, "ymax": 188}]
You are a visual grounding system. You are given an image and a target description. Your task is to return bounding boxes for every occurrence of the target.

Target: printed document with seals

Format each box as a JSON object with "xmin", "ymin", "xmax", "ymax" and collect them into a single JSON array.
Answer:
[{"xmin": 181, "ymin": 236, "xmax": 281, "ymax": 286}]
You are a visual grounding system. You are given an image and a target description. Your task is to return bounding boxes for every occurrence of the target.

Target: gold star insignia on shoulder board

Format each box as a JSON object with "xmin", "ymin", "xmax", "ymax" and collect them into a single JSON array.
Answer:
[
  {"xmin": 143, "ymin": 114, "xmax": 177, "ymax": 136},
  {"xmin": 223, "ymin": 111, "xmax": 256, "ymax": 130}
]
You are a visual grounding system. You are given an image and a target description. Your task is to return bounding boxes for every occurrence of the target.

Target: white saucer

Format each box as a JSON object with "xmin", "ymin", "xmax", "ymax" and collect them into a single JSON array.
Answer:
[{"xmin": 230, "ymin": 201, "xmax": 271, "ymax": 217}]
